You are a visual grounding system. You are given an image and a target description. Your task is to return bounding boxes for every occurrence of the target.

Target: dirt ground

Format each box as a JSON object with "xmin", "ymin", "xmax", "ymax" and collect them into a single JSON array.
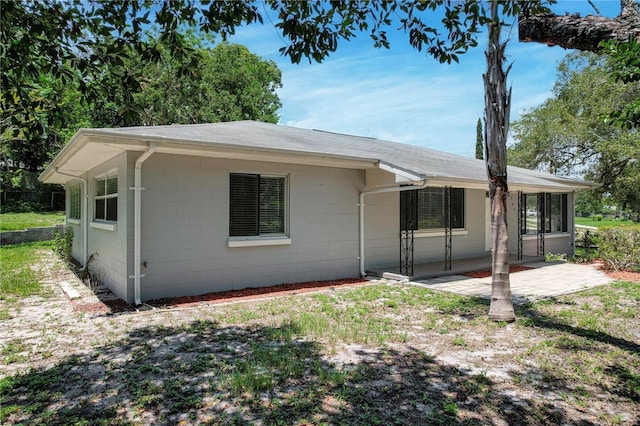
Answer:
[{"xmin": 1, "ymin": 251, "xmax": 638, "ymax": 425}]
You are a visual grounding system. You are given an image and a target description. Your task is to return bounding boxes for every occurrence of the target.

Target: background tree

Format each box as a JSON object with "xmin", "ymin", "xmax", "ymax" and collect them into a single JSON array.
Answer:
[
  {"xmin": 601, "ymin": 38, "xmax": 640, "ymax": 128},
  {"xmin": 134, "ymin": 42, "xmax": 281, "ymax": 126},
  {"xmin": 508, "ymin": 52, "xmax": 640, "ymax": 217},
  {"xmin": 475, "ymin": 118, "xmax": 484, "ymax": 160},
  {"xmin": 1, "ymin": 2, "xmax": 281, "ymax": 210}
]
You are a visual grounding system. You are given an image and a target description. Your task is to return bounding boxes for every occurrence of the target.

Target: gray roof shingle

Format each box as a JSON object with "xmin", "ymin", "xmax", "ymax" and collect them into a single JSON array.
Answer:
[{"xmin": 43, "ymin": 120, "xmax": 594, "ymax": 190}]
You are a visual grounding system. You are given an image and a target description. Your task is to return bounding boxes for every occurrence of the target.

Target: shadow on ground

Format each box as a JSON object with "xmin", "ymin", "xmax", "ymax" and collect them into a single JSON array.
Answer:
[{"xmin": 1, "ymin": 314, "xmax": 623, "ymax": 426}]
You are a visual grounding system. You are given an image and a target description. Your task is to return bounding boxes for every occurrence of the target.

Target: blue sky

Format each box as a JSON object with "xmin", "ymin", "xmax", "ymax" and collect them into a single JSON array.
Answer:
[{"xmin": 228, "ymin": 1, "xmax": 622, "ymax": 158}]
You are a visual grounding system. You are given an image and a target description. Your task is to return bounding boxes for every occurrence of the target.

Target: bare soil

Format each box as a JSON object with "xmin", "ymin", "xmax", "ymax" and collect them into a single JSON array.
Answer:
[{"xmin": 1, "ymin": 252, "xmax": 638, "ymax": 425}]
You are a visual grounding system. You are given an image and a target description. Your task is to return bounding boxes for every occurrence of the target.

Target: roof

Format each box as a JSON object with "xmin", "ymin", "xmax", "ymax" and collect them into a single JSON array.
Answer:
[{"xmin": 40, "ymin": 120, "xmax": 595, "ymax": 192}]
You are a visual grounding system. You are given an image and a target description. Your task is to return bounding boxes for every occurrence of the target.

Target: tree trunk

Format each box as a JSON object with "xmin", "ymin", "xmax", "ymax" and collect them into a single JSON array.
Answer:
[
  {"xmin": 519, "ymin": 0, "xmax": 640, "ymax": 52},
  {"xmin": 484, "ymin": 2, "xmax": 515, "ymax": 322}
]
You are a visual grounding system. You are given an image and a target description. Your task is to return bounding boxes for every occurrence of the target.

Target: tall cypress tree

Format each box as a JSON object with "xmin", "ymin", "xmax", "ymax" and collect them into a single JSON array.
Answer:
[{"xmin": 475, "ymin": 118, "xmax": 484, "ymax": 160}]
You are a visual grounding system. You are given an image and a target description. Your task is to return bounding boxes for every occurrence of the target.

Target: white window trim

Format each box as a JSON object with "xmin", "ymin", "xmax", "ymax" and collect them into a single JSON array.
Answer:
[
  {"xmin": 228, "ymin": 237, "xmax": 292, "ymax": 248},
  {"xmin": 90, "ymin": 221, "xmax": 118, "ymax": 231},
  {"xmin": 94, "ymin": 168, "xmax": 118, "ymax": 179},
  {"xmin": 94, "ymin": 171, "xmax": 118, "ymax": 223},
  {"xmin": 415, "ymin": 229, "xmax": 468, "ymax": 238},
  {"xmin": 68, "ymin": 185, "xmax": 81, "ymax": 221},
  {"xmin": 522, "ymin": 233, "xmax": 570, "ymax": 240},
  {"xmin": 67, "ymin": 218, "xmax": 81, "ymax": 225}
]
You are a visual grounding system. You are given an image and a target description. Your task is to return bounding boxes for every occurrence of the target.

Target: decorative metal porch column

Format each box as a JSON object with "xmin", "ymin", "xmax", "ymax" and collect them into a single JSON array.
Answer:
[
  {"xmin": 444, "ymin": 186, "xmax": 452, "ymax": 271},
  {"xmin": 517, "ymin": 191, "xmax": 524, "ymax": 260},
  {"xmin": 537, "ymin": 192, "xmax": 546, "ymax": 258},
  {"xmin": 399, "ymin": 190, "xmax": 416, "ymax": 276}
]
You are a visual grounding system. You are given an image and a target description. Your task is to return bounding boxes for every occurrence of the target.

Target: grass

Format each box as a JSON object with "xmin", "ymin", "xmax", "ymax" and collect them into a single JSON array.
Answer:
[
  {"xmin": 0, "ymin": 241, "xmax": 53, "ymax": 300},
  {"xmin": 0, "ymin": 211, "xmax": 64, "ymax": 231},
  {"xmin": 575, "ymin": 216, "xmax": 635, "ymax": 229}
]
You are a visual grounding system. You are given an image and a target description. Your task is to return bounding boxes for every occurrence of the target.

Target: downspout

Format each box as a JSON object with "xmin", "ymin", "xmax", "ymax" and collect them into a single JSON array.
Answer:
[
  {"xmin": 56, "ymin": 168, "xmax": 88, "ymax": 268},
  {"xmin": 131, "ymin": 143, "xmax": 156, "ymax": 306},
  {"xmin": 358, "ymin": 179, "xmax": 428, "ymax": 277}
]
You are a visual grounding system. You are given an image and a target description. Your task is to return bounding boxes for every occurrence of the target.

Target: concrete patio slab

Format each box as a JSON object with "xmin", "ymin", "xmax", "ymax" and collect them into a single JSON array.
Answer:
[{"xmin": 408, "ymin": 261, "xmax": 614, "ymax": 304}]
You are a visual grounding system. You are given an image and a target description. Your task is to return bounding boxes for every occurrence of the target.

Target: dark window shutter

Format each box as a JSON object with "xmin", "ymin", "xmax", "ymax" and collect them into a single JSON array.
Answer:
[
  {"xmin": 229, "ymin": 174, "xmax": 259, "ymax": 237},
  {"xmin": 451, "ymin": 188, "xmax": 465, "ymax": 229},
  {"xmin": 400, "ymin": 190, "xmax": 418, "ymax": 231}
]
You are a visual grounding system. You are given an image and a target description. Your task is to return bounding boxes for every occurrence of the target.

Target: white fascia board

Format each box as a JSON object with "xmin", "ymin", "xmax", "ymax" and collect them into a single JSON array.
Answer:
[
  {"xmin": 44, "ymin": 129, "xmax": 379, "ymax": 177},
  {"xmin": 424, "ymin": 177, "xmax": 579, "ymax": 193},
  {"xmin": 377, "ymin": 161, "xmax": 425, "ymax": 182}
]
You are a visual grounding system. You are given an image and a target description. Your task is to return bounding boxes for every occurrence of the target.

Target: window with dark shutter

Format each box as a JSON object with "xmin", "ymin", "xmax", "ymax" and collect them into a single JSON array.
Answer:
[{"xmin": 229, "ymin": 173, "xmax": 287, "ymax": 237}]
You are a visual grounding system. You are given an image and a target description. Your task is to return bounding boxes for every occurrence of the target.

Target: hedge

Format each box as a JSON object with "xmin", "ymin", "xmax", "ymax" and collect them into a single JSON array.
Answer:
[{"xmin": 597, "ymin": 225, "xmax": 640, "ymax": 271}]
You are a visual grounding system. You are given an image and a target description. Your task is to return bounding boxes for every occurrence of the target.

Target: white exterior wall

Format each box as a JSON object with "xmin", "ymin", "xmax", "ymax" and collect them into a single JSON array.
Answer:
[
  {"xmin": 68, "ymin": 149, "xmax": 577, "ymax": 304},
  {"xmin": 135, "ymin": 153, "xmax": 363, "ymax": 302},
  {"xmin": 84, "ymin": 153, "xmax": 130, "ymax": 302},
  {"xmin": 65, "ymin": 182, "xmax": 84, "ymax": 263}
]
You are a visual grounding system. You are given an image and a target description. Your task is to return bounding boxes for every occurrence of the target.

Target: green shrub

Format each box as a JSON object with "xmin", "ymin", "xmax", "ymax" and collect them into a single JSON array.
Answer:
[
  {"xmin": 597, "ymin": 225, "xmax": 640, "ymax": 271},
  {"xmin": 594, "ymin": 214, "xmax": 604, "ymax": 222},
  {"xmin": 53, "ymin": 227, "xmax": 73, "ymax": 264}
]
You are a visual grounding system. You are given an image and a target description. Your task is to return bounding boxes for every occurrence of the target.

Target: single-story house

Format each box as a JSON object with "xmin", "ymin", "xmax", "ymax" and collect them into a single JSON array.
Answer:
[{"xmin": 40, "ymin": 120, "xmax": 594, "ymax": 305}]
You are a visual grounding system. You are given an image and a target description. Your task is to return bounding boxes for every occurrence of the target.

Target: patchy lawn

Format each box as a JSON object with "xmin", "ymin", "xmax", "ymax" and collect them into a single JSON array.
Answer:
[
  {"xmin": 0, "ymin": 211, "xmax": 64, "ymax": 231},
  {"xmin": 0, "ymin": 250, "xmax": 638, "ymax": 425}
]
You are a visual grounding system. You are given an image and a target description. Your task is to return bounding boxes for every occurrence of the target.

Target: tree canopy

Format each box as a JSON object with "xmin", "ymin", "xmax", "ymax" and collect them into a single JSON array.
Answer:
[
  {"xmin": 1, "ymin": 1, "xmax": 552, "ymax": 148},
  {"xmin": 131, "ymin": 41, "xmax": 282, "ymax": 126},
  {"xmin": 1, "ymin": 26, "xmax": 281, "ymax": 171},
  {"xmin": 508, "ymin": 52, "xmax": 640, "ymax": 215}
]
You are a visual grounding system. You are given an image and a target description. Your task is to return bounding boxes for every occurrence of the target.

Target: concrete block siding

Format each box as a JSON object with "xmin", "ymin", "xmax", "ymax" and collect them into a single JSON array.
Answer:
[
  {"xmin": 60, "ymin": 150, "xmax": 576, "ymax": 304},
  {"xmin": 137, "ymin": 153, "xmax": 363, "ymax": 302}
]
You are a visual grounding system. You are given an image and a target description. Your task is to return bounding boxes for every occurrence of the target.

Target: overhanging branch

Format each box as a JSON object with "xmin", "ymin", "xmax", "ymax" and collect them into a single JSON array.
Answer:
[{"xmin": 519, "ymin": 0, "xmax": 640, "ymax": 52}]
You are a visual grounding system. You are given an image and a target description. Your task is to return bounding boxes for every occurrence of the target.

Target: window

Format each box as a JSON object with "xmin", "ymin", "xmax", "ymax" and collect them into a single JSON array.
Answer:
[
  {"xmin": 229, "ymin": 173, "xmax": 287, "ymax": 237},
  {"xmin": 523, "ymin": 193, "xmax": 568, "ymax": 234},
  {"xmin": 402, "ymin": 187, "xmax": 465, "ymax": 231},
  {"xmin": 95, "ymin": 174, "xmax": 118, "ymax": 221},
  {"xmin": 68, "ymin": 185, "xmax": 81, "ymax": 220}
]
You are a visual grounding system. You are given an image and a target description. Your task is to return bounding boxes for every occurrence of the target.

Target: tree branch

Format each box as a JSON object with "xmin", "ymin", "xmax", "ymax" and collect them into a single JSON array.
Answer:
[{"xmin": 519, "ymin": 0, "xmax": 640, "ymax": 52}]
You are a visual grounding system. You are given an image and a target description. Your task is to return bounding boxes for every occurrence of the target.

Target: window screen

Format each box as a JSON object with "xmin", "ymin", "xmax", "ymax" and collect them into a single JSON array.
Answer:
[
  {"xmin": 413, "ymin": 187, "xmax": 465, "ymax": 230},
  {"xmin": 69, "ymin": 185, "xmax": 81, "ymax": 220}
]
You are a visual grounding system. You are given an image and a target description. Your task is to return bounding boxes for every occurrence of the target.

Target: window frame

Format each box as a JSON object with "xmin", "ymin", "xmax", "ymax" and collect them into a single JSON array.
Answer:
[
  {"xmin": 228, "ymin": 172, "xmax": 289, "ymax": 242},
  {"xmin": 94, "ymin": 172, "xmax": 118, "ymax": 223},
  {"xmin": 68, "ymin": 185, "xmax": 81, "ymax": 221}
]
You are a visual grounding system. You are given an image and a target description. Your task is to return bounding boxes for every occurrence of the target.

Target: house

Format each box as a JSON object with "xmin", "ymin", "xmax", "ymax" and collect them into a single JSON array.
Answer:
[{"xmin": 39, "ymin": 121, "xmax": 594, "ymax": 305}]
